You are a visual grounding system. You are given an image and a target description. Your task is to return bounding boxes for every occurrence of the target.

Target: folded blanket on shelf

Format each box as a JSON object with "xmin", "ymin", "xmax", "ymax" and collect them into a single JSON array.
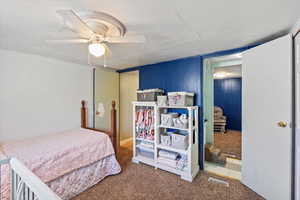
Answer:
[
  {"xmin": 157, "ymin": 157, "xmax": 178, "ymax": 168},
  {"xmin": 158, "ymin": 150, "xmax": 179, "ymax": 160}
]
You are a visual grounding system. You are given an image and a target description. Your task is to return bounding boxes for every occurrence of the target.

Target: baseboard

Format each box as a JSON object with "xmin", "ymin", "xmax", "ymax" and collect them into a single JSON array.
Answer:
[{"xmin": 120, "ymin": 137, "xmax": 133, "ymax": 146}]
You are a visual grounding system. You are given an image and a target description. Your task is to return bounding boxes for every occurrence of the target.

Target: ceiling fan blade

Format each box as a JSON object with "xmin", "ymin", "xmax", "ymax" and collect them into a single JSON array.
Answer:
[
  {"xmin": 56, "ymin": 10, "xmax": 94, "ymax": 38},
  {"xmin": 46, "ymin": 39, "xmax": 89, "ymax": 44},
  {"xmin": 105, "ymin": 35, "xmax": 146, "ymax": 43}
]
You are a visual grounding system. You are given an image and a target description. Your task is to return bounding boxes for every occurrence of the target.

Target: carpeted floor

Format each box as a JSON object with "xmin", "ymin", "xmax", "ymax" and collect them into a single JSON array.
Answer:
[
  {"xmin": 73, "ymin": 139, "xmax": 264, "ymax": 200},
  {"xmin": 214, "ymin": 130, "xmax": 242, "ymax": 160}
]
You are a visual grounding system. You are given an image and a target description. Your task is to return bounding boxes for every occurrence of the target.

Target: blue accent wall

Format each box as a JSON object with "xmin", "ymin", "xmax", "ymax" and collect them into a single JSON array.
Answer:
[
  {"xmin": 139, "ymin": 56, "xmax": 202, "ymax": 100},
  {"xmin": 214, "ymin": 78, "xmax": 242, "ymax": 131}
]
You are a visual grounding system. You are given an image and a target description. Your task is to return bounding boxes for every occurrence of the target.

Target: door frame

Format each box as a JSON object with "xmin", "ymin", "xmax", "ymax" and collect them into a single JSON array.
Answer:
[{"xmin": 202, "ymin": 53, "xmax": 243, "ymax": 170}]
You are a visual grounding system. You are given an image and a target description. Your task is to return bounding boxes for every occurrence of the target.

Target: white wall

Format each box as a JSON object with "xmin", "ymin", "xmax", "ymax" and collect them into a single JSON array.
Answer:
[
  {"xmin": 0, "ymin": 49, "xmax": 93, "ymax": 142},
  {"xmin": 119, "ymin": 71, "xmax": 139, "ymax": 141}
]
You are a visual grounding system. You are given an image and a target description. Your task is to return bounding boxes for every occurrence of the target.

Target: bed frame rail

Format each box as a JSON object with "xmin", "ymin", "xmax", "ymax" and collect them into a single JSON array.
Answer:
[{"xmin": 0, "ymin": 158, "xmax": 62, "ymax": 200}]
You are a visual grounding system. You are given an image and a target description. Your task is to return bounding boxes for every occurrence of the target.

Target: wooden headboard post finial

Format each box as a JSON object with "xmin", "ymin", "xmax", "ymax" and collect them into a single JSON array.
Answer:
[{"xmin": 81, "ymin": 100, "xmax": 87, "ymax": 129}]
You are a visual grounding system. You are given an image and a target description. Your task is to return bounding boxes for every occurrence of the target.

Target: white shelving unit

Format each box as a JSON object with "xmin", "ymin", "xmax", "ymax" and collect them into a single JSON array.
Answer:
[{"xmin": 132, "ymin": 101, "xmax": 199, "ymax": 182}]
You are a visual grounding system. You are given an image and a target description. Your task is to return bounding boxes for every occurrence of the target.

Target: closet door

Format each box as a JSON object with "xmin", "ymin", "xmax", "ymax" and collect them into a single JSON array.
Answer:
[{"xmin": 242, "ymin": 34, "xmax": 293, "ymax": 200}]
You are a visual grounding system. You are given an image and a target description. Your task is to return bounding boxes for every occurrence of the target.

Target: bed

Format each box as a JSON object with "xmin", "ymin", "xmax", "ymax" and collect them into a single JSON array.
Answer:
[{"xmin": 0, "ymin": 101, "xmax": 120, "ymax": 200}]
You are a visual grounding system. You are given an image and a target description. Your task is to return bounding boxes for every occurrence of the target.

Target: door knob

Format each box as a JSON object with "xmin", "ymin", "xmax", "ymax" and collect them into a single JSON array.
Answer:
[{"xmin": 277, "ymin": 121, "xmax": 288, "ymax": 128}]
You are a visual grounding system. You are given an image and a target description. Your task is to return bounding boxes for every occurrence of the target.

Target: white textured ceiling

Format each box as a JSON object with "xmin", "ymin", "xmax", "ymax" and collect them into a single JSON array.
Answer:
[{"xmin": 0, "ymin": 0, "xmax": 299, "ymax": 69}]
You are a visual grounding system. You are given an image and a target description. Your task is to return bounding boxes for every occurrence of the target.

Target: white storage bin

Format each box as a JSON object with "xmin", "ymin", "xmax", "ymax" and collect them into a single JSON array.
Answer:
[
  {"xmin": 171, "ymin": 133, "xmax": 189, "ymax": 150},
  {"xmin": 137, "ymin": 89, "xmax": 164, "ymax": 101},
  {"xmin": 161, "ymin": 113, "xmax": 179, "ymax": 127},
  {"xmin": 137, "ymin": 147, "xmax": 154, "ymax": 159},
  {"xmin": 168, "ymin": 92, "xmax": 194, "ymax": 106},
  {"xmin": 160, "ymin": 132, "xmax": 172, "ymax": 146},
  {"xmin": 157, "ymin": 96, "xmax": 168, "ymax": 106},
  {"xmin": 173, "ymin": 114, "xmax": 188, "ymax": 129}
]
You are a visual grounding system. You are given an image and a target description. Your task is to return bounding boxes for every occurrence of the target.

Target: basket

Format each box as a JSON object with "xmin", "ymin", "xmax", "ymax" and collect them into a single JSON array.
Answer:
[{"xmin": 168, "ymin": 92, "xmax": 194, "ymax": 106}]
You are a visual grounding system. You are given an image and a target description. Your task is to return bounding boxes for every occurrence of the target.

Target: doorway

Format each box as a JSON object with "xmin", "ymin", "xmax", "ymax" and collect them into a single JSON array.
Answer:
[
  {"xmin": 119, "ymin": 70, "xmax": 139, "ymax": 154},
  {"xmin": 203, "ymin": 53, "xmax": 243, "ymax": 180}
]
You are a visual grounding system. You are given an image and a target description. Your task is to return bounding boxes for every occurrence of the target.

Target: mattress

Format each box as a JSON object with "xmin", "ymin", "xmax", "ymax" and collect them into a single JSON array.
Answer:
[{"xmin": 0, "ymin": 128, "xmax": 121, "ymax": 200}]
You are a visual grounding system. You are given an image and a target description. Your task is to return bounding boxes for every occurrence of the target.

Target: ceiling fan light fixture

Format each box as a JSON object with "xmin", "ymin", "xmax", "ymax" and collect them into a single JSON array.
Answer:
[{"xmin": 88, "ymin": 43, "xmax": 105, "ymax": 57}]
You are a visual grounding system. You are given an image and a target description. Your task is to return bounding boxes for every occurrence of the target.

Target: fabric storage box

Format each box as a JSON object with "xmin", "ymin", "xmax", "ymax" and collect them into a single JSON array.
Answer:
[
  {"xmin": 168, "ymin": 92, "xmax": 194, "ymax": 106},
  {"xmin": 137, "ymin": 89, "xmax": 164, "ymax": 101},
  {"xmin": 173, "ymin": 118, "xmax": 188, "ymax": 129},
  {"xmin": 157, "ymin": 96, "xmax": 168, "ymax": 106},
  {"xmin": 171, "ymin": 133, "xmax": 189, "ymax": 150},
  {"xmin": 161, "ymin": 113, "xmax": 179, "ymax": 127},
  {"xmin": 137, "ymin": 147, "xmax": 154, "ymax": 159},
  {"xmin": 173, "ymin": 114, "xmax": 188, "ymax": 129},
  {"xmin": 160, "ymin": 132, "xmax": 172, "ymax": 146}
]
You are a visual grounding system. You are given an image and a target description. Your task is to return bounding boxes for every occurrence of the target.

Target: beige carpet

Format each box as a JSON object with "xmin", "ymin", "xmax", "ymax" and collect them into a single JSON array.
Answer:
[{"xmin": 73, "ymin": 140, "xmax": 264, "ymax": 200}]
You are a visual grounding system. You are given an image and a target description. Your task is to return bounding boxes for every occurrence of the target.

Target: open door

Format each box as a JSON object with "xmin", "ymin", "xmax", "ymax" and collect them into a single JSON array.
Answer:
[{"xmin": 242, "ymin": 34, "xmax": 293, "ymax": 200}]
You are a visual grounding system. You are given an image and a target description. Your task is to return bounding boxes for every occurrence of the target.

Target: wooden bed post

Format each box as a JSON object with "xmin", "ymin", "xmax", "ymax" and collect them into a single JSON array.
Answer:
[
  {"xmin": 80, "ymin": 100, "xmax": 118, "ymax": 155},
  {"xmin": 111, "ymin": 101, "xmax": 117, "ymax": 154},
  {"xmin": 81, "ymin": 101, "xmax": 87, "ymax": 129}
]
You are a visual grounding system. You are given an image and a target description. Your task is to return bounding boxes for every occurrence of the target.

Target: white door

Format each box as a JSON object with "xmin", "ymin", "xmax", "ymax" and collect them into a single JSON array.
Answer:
[
  {"xmin": 242, "ymin": 34, "xmax": 293, "ymax": 200},
  {"xmin": 295, "ymin": 32, "xmax": 300, "ymax": 200}
]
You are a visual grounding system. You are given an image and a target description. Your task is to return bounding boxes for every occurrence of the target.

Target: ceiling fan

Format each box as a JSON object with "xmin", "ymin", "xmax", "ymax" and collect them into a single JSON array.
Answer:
[{"xmin": 47, "ymin": 10, "xmax": 146, "ymax": 66}]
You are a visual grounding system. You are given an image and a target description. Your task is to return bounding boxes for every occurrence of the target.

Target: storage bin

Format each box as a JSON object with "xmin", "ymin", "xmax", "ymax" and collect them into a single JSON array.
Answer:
[
  {"xmin": 161, "ymin": 113, "xmax": 179, "ymax": 127},
  {"xmin": 137, "ymin": 147, "xmax": 154, "ymax": 159},
  {"xmin": 157, "ymin": 96, "xmax": 168, "ymax": 106},
  {"xmin": 137, "ymin": 89, "xmax": 164, "ymax": 101},
  {"xmin": 168, "ymin": 92, "xmax": 194, "ymax": 106},
  {"xmin": 160, "ymin": 132, "xmax": 172, "ymax": 146},
  {"xmin": 173, "ymin": 114, "xmax": 188, "ymax": 129},
  {"xmin": 171, "ymin": 133, "xmax": 189, "ymax": 150}
]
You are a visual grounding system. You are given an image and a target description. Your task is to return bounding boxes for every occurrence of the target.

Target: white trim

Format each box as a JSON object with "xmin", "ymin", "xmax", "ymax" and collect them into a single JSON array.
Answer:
[{"xmin": 120, "ymin": 137, "xmax": 133, "ymax": 146}]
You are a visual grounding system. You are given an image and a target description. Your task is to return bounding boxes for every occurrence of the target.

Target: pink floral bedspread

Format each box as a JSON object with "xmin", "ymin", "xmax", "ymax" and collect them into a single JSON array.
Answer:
[{"xmin": 0, "ymin": 128, "xmax": 117, "ymax": 199}]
